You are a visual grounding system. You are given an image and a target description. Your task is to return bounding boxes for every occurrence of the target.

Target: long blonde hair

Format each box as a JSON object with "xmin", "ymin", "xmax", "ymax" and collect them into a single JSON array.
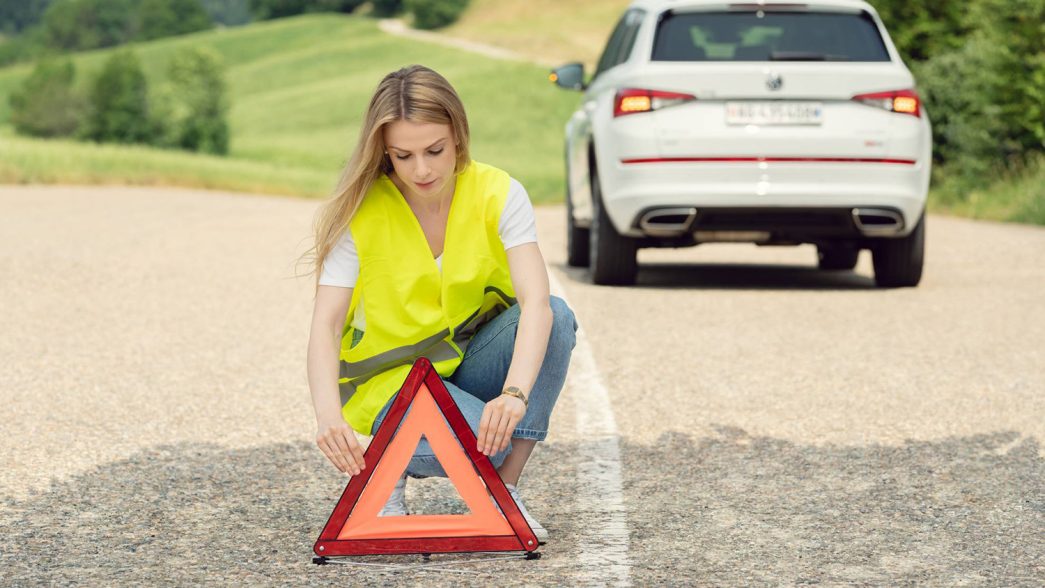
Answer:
[{"xmin": 297, "ymin": 64, "xmax": 472, "ymax": 294}]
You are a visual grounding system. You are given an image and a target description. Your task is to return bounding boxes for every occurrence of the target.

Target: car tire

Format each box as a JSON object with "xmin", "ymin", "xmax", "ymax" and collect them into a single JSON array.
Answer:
[
  {"xmin": 589, "ymin": 167, "xmax": 638, "ymax": 285},
  {"xmin": 871, "ymin": 210, "xmax": 925, "ymax": 288},
  {"xmin": 817, "ymin": 244, "xmax": 860, "ymax": 271},
  {"xmin": 566, "ymin": 182, "xmax": 590, "ymax": 267}
]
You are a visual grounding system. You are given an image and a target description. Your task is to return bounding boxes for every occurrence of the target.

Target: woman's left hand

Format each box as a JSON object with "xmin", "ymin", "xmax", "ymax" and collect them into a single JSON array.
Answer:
[{"xmin": 477, "ymin": 394, "xmax": 526, "ymax": 456}]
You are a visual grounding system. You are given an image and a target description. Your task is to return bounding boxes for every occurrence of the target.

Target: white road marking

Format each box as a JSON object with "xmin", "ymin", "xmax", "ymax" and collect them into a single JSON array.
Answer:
[{"xmin": 548, "ymin": 269, "xmax": 632, "ymax": 587}]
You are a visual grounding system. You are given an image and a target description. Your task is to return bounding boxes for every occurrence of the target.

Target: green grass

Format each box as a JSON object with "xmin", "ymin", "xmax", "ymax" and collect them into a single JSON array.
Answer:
[
  {"xmin": 0, "ymin": 12, "xmax": 1041, "ymax": 227},
  {"xmin": 441, "ymin": 0, "xmax": 632, "ymax": 71},
  {"xmin": 927, "ymin": 154, "xmax": 1045, "ymax": 226},
  {"xmin": 0, "ymin": 14, "xmax": 580, "ymax": 203}
]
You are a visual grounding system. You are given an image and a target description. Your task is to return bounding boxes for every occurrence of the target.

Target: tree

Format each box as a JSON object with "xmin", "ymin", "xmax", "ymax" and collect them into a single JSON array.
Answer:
[
  {"xmin": 8, "ymin": 57, "xmax": 84, "ymax": 137},
  {"xmin": 0, "ymin": 0, "xmax": 55, "ymax": 35},
  {"xmin": 249, "ymin": 0, "xmax": 362, "ymax": 19},
  {"xmin": 404, "ymin": 0, "xmax": 468, "ymax": 30},
  {"xmin": 41, "ymin": 0, "xmax": 137, "ymax": 51},
  {"xmin": 136, "ymin": 0, "xmax": 212, "ymax": 41},
  {"xmin": 868, "ymin": 0, "xmax": 971, "ymax": 63},
  {"xmin": 199, "ymin": 0, "xmax": 252, "ymax": 26},
  {"xmin": 369, "ymin": 0, "xmax": 402, "ymax": 17},
  {"xmin": 80, "ymin": 49, "xmax": 153, "ymax": 144},
  {"xmin": 152, "ymin": 45, "xmax": 230, "ymax": 154}
]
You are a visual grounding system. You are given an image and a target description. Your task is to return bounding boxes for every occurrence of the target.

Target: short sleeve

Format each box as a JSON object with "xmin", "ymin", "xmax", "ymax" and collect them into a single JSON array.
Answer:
[
  {"xmin": 499, "ymin": 177, "xmax": 539, "ymax": 250},
  {"xmin": 318, "ymin": 227, "xmax": 360, "ymax": 287}
]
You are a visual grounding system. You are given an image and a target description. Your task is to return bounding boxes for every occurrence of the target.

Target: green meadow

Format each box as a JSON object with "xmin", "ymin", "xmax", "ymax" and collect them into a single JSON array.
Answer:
[
  {"xmin": 0, "ymin": 14, "xmax": 578, "ymax": 202},
  {"xmin": 0, "ymin": 11, "xmax": 1041, "ymax": 226}
]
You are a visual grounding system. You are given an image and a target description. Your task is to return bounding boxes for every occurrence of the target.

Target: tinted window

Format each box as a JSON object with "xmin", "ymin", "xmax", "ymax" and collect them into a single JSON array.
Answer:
[
  {"xmin": 651, "ymin": 11, "xmax": 890, "ymax": 62},
  {"xmin": 616, "ymin": 10, "xmax": 645, "ymax": 67},
  {"xmin": 595, "ymin": 9, "xmax": 644, "ymax": 78},
  {"xmin": 595, "ymin": 13, "xmax": 631, "ymax": 77}
]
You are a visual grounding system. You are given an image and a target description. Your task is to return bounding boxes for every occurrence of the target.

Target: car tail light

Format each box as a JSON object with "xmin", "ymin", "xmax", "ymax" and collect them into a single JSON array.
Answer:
[
  {"xmin": 851, "ymin": 89, "xmax": 921, "ymax": 118},
  {"xmin": 614, "ymin": 88, "xmax": 696, "ymax": 117}
]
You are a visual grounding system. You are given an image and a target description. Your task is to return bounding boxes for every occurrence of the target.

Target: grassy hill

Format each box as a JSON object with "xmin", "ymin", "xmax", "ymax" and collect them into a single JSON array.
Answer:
[
  {"xmin": 0, "ymin": 9, "xmax": 1040, "ymax": 225},
  {"xmin": 0, "ymin": 14, "xmax": 579, "ymax": 202},
  {"xmin": 441, "ymin": 0, "xmax": 631, "ymax": 72}
]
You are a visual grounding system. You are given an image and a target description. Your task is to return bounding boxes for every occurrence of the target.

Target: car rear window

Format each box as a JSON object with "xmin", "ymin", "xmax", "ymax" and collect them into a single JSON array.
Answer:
[{"xmin": 652, "ymin": 10, "xmax": 890, "ymax": 62}]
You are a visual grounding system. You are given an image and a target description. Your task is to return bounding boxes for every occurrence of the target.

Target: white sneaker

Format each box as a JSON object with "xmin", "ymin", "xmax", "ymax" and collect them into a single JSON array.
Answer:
[
  {"xmin": 378, "ymin": 474, "xmax": 408, "ymax": 516},
  {"xmin": 491, "ymin": 483, "xmax": 548, "ymax": 543}
]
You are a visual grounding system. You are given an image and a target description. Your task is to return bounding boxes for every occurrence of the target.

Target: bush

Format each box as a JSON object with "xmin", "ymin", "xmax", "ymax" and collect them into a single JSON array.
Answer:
[
  {"xmin": 135, "ymin": 0, "xmax": 212, "ymax": 41},
  {"xmin": 915, "ymin": 0, "xmax": 1044, "ymax": 193},
  {"xmin": 306, "ymin": 0, "xmax": 366, "ymax": 14},
  {"xmin": 8, "ymin": 57, "xmax": 85, "ymax": 137},
  {"xmin": 404, "ymin": 0, "xmax": 467, "ymax": 30},
  {"xmin": 868, "ymin": 0, "xmax": 971, "ymax": 63},
  {"xmin": 0, "ymin": 0, "xmax": 56, "ymax": 35},
  {"xmin": 40, "ymin": 0, "xmax": 217, "ymax": 51},
  {"xmin": 249, "ymin": 0, "xmax": 363, "ymax": 19},
  {"xmin": 151, "ymin": 46, "xmax": 230, "ymax": 154},
  {"xmin": 41, "ymin": 0, "xmax": 136, "ymax": 51},
  {"xmin": 199, "ymin": 0, "xmax": 252, "ymax": 26},
  {"xmin": 80, "ymin": 49, "xmax": 154, "ymax": 144},
  {"xmin": 0, "ymin": 23, "xmax": 48, "ymax": 67},
  {"xmin": 249, "ymin": 0, "xmax": 307, "ymax": 20},
  {"xmin": 369, "ymin": 0, "xmax": 403, "ymax": 17}
]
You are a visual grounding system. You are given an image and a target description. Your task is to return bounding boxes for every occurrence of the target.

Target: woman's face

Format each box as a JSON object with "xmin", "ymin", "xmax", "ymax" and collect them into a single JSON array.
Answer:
[{"xmin": 382, "ymin": 119, "xmax": 457, "ymax": 202}]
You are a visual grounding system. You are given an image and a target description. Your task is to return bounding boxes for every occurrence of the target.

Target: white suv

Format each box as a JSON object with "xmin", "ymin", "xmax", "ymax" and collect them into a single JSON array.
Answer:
[{"xmin": 550, "ymin": 0, "xmax": 930, "ymax": 287}]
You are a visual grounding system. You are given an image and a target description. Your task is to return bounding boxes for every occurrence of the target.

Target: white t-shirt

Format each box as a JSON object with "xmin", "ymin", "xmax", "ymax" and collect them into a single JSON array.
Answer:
[{"xmin": 319, "ymin": 176, "xmax": 538, "ymax": 331}]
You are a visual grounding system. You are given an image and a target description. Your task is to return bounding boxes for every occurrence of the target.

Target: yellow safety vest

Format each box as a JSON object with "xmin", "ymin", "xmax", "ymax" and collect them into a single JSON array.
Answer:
[{"xmin": 338, "ymin": 160, "xmax": 518, "ymax": 435}]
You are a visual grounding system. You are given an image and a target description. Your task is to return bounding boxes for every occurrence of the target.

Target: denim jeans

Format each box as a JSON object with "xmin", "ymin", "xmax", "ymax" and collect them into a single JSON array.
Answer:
[{"xmin": 366, "ymin": 295, "xmax": 578, "ymax": 479}]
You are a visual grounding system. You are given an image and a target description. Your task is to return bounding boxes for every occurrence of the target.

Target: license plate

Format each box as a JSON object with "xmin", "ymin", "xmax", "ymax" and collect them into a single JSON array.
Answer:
[{"xmin": 725, "ymin": 101, "xmax": 823, "ymax": 125}]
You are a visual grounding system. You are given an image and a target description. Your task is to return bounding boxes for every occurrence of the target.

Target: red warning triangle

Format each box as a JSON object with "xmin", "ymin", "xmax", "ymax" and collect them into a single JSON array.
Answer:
[{"xmin": 314, "ymin": 357, "xmax": 540, "ymax": 556}]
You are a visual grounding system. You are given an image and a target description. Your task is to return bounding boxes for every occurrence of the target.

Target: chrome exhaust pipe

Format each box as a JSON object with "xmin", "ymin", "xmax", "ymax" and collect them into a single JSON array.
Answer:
[
  {"xmin": 852, "ymin": 208, "xmax": 904, "ymax": 236},
  {"xmin": 639, "ymin": 207, "xmax": 697, "ymax": 236}
]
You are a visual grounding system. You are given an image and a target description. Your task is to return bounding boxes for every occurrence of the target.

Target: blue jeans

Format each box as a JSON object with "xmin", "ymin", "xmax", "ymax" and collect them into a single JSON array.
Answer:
[{"xmin": 367, "ymin": 295, "xmax": 578, "ymax": 479}]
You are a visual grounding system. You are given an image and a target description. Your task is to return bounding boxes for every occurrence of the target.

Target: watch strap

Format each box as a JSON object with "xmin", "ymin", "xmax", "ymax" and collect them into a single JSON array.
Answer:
[{"xmin": 501, "ymin": 386, "xmax": 528, "ymax": 407}]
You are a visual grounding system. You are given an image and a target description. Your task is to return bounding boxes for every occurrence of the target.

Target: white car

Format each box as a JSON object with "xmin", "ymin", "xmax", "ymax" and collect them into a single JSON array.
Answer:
[{"xmin": 551, "ymin": 0, "xmax": 930, "ymax": 287}]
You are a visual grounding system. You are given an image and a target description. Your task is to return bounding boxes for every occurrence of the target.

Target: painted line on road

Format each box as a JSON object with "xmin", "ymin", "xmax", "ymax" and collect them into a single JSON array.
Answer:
[{"xmin": 548, "ymin": 269, "xmax": 632, "ymax": 587}]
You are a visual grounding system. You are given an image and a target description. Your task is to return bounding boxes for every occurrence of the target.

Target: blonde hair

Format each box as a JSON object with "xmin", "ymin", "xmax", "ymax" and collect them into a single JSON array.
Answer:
[{"xmin": 297, "ymin": 64, "xmax": 471, "ymax": 294}]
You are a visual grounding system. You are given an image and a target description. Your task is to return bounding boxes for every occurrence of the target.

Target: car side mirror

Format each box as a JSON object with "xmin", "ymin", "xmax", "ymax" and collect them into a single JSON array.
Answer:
[{"xmin": 550, "ymin": 62, "xmax": 586, "ymax": 91}]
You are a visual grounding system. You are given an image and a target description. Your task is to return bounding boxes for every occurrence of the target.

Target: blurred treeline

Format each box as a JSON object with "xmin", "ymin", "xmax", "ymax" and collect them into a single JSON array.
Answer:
[
  {"xmin": 8, "ymin": 46, "xmax": 230, "ymax": 154},
  {"xmin": 870, "ymin": 0, "xmax": 1044, "ymax": 204},
  {"xmin": 0, "ymin": 0, "xmax": 469, "ymax": 154},
  {"xmin": 0, "ymin": 0, "xmax": 468, "ymax": 67}
]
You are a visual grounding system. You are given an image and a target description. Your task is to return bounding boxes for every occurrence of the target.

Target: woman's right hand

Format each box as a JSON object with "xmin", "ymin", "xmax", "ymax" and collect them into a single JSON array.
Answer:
[{"xmin": 316, "ymin": 416, "xmax": 366, "ymax": 476}]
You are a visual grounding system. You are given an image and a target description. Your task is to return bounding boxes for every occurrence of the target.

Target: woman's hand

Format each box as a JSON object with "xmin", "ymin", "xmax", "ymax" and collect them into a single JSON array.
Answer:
[
  {"xmin": 316, "ymin": 416, "xmax": 366, "ymax": 476},
  {"xmin": 477, "ymin": 394, "xmax": 526, "ymax": 456}
]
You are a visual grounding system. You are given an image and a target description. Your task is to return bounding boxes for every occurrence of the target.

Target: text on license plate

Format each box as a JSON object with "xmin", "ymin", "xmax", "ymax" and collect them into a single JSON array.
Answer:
[{"xmin": 725, "ymin": 101, "xmax": 823, "ymax": 125}]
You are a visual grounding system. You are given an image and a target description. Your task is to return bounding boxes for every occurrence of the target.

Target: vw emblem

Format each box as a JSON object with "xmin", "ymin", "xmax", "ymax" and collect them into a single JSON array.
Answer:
[{"xmin": 766, "ymin": 72, "xmax": 783, "ymax": 91}]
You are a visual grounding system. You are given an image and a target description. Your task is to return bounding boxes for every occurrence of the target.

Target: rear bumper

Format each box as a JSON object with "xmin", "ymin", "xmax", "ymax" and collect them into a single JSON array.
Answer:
[
  {"xmin": 632, "ymin": 205, "xmax": 915, "ymax": 245},
  {"xmin": 601, "ymin": 160, "xmax": 930, "ymax": 239}
]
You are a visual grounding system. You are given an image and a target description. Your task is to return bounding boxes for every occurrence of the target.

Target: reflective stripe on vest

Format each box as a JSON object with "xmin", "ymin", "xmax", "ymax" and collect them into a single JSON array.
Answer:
[
  {"xmin": 337, "ymin": 285, "xmax": 517, "ymax": 407},
  {"xmin": 337, "ymin": 160, "xmax": 517, "ymax": 436}
]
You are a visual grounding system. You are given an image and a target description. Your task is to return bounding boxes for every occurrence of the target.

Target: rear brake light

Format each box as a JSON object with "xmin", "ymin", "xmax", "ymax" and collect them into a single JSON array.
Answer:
[
  {"xmin": 851, "ymin": 89, "xmax": 921, "ymax": 118},
  {"xmin": 614, "ymin": 88, "xmax": 696, "ymax": 117}
]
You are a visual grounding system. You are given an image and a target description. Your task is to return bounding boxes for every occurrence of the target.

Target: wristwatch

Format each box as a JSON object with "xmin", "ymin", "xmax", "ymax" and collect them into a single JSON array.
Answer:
[{"xmin": 501, "ymin": 385, "xmax": 528, "ymax": 407}]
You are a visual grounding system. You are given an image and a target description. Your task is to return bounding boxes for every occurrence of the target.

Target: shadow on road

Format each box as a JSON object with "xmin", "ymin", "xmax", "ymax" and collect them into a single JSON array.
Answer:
[
  {"xmin": 555, "ymin": 262, "xmax": 879, "ymax": 290},
  {"xmin": 1, "ymin": 430, "xmax": 1039, "ymax": 585}
]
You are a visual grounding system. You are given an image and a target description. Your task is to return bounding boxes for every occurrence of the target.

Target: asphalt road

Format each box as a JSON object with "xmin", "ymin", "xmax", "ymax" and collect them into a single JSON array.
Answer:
[{"xmin": 1, "ymin": 184, "xmax": 1042, "ymax": 586}]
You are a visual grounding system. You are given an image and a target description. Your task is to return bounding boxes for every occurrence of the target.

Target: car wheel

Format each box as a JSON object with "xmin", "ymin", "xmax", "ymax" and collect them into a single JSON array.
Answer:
[
  {"xmin": 566, "ymin": 182, "xmax": 590, "ymax": 267},
  {"xmin": 817, "ymin": 244, "xmax": 859, "ymax": 271},
  {"xmin": 589, "ymin": 167, "xmax": 638, "ymax": 285},
  {"xmin": 871, "ymin": 210, "xmax": 925, "ymax": 287}
]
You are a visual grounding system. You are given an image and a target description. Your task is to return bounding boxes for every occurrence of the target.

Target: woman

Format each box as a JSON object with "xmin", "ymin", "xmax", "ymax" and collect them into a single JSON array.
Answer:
[{"xmin": 302, "ymin": 64, "xmax": 578, "ymax": 543}]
